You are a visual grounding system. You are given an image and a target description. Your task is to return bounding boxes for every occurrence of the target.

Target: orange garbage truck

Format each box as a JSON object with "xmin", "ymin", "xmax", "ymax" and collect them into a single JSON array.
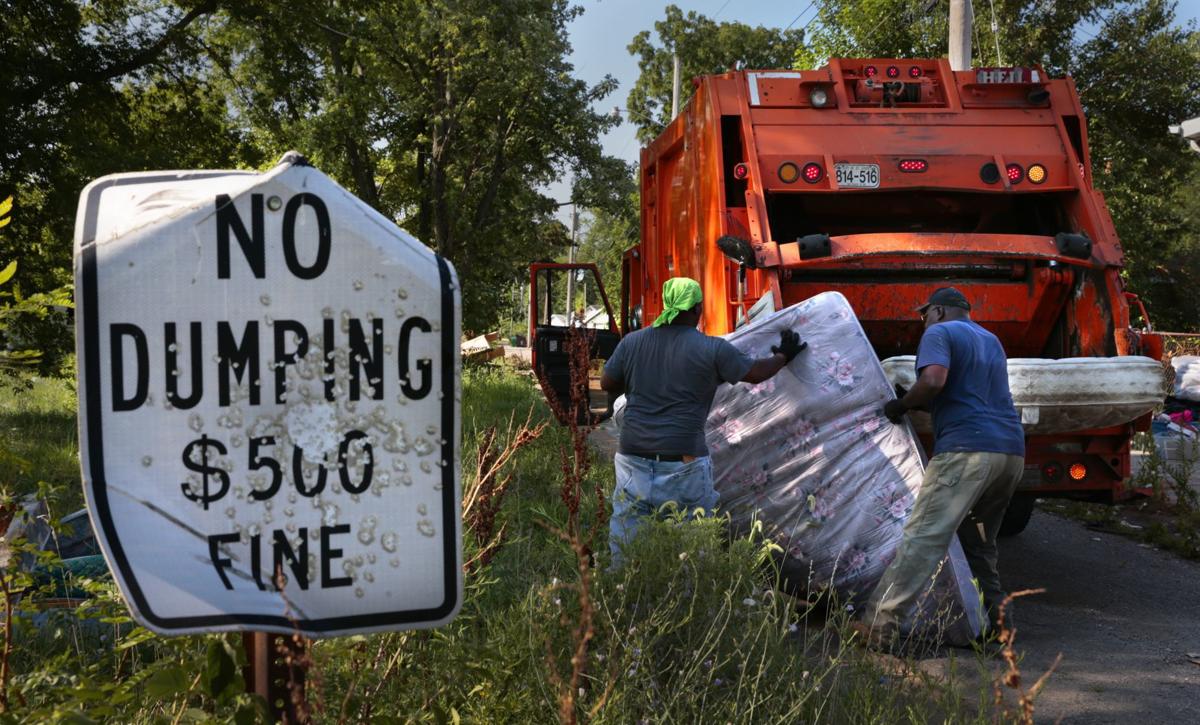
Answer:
[{"xmin": 530, "ymin": 59, "xmax": 1164, "ymax": 534}]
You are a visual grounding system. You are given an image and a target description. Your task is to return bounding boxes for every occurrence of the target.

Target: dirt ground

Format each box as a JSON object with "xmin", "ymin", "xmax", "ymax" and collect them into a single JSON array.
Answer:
[{"xmin": 949, "ymin": 508, "xmax": 1200, "ymax": 723}]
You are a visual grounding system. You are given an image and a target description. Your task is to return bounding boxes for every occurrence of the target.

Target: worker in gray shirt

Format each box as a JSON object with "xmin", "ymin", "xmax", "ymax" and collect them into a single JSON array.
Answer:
[{"xmin": 600, "ymin": 277, "xmax": 805, "ymax": 559}]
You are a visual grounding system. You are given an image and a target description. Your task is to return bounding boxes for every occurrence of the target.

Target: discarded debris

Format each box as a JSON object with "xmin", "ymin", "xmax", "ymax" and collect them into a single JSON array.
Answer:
[{"xmin": 462, "ymin": 331, "xmax": 503, "ymax": 363}]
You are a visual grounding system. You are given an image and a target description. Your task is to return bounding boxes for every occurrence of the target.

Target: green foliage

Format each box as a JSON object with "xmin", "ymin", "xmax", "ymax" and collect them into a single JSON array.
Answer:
[
  {"xmin": 0, "ymin": 490, "xmax": 265, "ymax": 722},
  {"xmin": 626, "ymin": 5, "xmax": 806, "ymax": 142},
  {"xmin": 576, "ymin": 163, "xmax": 639, "ymax": 306},
  {"xmin": 793, "ymin": 0, "xmax": 1115, "ymax": 70},
  {"xmin": 0, "ymin": 367, "xmax": 1005, "ymax": 722},
  {"xmin": 1072, "ymin": 1, "xmax": 1200, "ymax": 331},
  {"xmin": 3, "ymin": 0, "xmax": 624, "ymax": 345},
  {"xmin": 0, "ymin": 251, "xmax": 73, "ymax": 387},
  {"xmin": 206, "ymin": 0, "xmax": 621, "ymax": 333},
  {"xmin": 794, "ymin": 0, "xmax": 953, "ymax": 68},
  {"xmin": 1, "ymin": 0, "xmax": 254, "ymax": 374}
]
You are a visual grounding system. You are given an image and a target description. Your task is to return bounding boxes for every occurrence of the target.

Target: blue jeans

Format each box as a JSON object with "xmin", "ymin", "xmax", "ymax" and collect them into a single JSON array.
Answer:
[{"xmin": 609, "ymin": 453, "xmax": 718, "ymax": 559}]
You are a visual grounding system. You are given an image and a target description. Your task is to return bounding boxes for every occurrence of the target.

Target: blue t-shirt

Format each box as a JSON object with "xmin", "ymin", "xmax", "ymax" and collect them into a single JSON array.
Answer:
[
  {"xmin": 604, "ymin": 325, "xmax": 754, "ymax": 457},
  {"xmin": 915, "ymin": 320, "xmax": 1025, "ymax": 457}
]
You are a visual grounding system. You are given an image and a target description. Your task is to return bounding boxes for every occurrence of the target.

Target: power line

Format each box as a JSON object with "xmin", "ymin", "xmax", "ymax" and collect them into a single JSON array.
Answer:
[
  {"xmin": 801, "ymin": 4, "xmax": 827, "ymax": 35},
  {"xmin": 986, "ymin": 0, "xmax": 1004, "ymax": 65},
  {"xmin": 785, "ymin": 1, "xmax": 819, "ymax": 32},
  {"xmin": 1076, "ymin": 9, "xmax": 1121, "ymax": 42},
  {"xmin": 850, "ymin": 9, "xmax": 899, "ymax": 55},
  {"xmin": 712, "ymin": 0, "xmax": 733, "ymax": 20}
]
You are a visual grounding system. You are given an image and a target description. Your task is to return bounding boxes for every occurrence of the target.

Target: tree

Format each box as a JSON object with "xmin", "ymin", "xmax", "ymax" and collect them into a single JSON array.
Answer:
[
  {"xmin": 211, "ymin": 0, "xmax": 623, "ymax": 332},
  {"xmin": 1073, "ymin": 1, "xmax": 1200, "ymax": 330},
  {"xmin": 576, "ymin": 163, "xmax": 638, "ymax": 303},
  {"xmin": 626, "ymin": 5, "xmax": 806, "ymax": 142},
  {"xmin": 0, "ymin": 0, "xmax": 248, "ymax": 372},
  {"xmin": 2, "ymin": 0, "xmax": 625, "ymax": 351},
  {"xmin": 794, "ymin": 0, "xmax": 1117, "ymax": 72}
]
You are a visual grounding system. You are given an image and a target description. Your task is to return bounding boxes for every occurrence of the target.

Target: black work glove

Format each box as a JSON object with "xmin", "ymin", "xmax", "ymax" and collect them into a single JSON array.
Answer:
[
  {"xmin": 883, "ymin": 398, "xmax": 908, "ymax": 424},
  {"xmin": 771, "ymin": 329, "xmax": 808, "ymax": 362},
  {"xmin": 893, "ymin": 383, "xmax": 928, "ymax": 412}
]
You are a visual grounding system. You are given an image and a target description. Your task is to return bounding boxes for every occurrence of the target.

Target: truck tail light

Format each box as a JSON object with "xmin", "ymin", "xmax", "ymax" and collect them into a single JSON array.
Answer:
[
  {"xmin": 1041, "ymin": 462, "xmax": 1064, "ymax": 483},
  {"xmin": 1069, "ymin": 462, "xmax": 1088, "ymax": 481},
  {"xmin": 898, "ymin": 159, "xmax": 928, "ymax": 173},
  {"xmin": 1027, "ymin": 163, "xmax": 1047, "ymax": 184},
  {"xmin": 802, "ymin": 162, "xmax": 824, "ymax": 184},
  {"xmin": 778, "ymin": 162, "xmax": 800, "ymax": 183},
  {"xmin": 1006, "ymin": 163, "xmax": 1024, "ymax": 184},
  {"xmin": 980, "ymin": 162, "xmax": 1001, "ymax": 184},
  {"xmin": 865, "ymin": 65, "xmax": 878, "ymax": 78},
  {"xmin": 886, "ymin": 65, "xmax": 900, "ymax": 79},
  {"xmin": 809, "ymin": 86, "xmax": 831, "ymax": 107},
  {"xmin": 733, "ymin": 163, "xmax": 750, "ymax": 180},
  {"xmin": 908, "ymin": 66, "xmax": 922, "ymax": 78}
]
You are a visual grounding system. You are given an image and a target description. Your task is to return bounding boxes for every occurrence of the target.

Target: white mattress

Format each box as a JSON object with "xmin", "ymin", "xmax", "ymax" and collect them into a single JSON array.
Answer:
[
  {"xmin": 882, "ymin": 354, "xmax": 1164, "ymax": 434},
  {"xmin": 706, "ymin": 292, "xmax": 982, "ymax": 644}
]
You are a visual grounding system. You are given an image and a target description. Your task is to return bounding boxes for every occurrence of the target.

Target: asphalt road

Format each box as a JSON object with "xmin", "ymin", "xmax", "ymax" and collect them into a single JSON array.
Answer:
[{"xmin": 932, "ymin": 509, "xmax": 1200, "ymax": 724}]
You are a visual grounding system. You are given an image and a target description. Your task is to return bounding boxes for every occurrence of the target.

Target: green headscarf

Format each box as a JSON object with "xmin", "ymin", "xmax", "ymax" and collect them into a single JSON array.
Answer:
[{"xmin": 653, "ymin": 277, "xmax": 703, "ymax": 327}]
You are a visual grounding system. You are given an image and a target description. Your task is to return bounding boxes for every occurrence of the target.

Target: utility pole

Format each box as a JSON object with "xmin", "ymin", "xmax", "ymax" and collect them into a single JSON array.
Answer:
[
  {"xmin": 671, "ymin": 52, "xmax": 682, "ymax": 119},
  {"xmin": 949, "ymin": 0, "xmax": 973, "ymax": 71},
  {"xmin": 565, "ymin": 204, "xmax": 578, "ymax": 324}
]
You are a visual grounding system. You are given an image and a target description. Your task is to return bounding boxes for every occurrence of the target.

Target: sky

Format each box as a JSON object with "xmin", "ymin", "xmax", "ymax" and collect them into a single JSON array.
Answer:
[{"xmin": 550, "ymin": 0, "xmax": 1200, "ymax": 216}]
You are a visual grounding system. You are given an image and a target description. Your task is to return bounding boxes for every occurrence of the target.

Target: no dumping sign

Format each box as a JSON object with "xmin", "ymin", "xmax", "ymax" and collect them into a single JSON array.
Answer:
[{"xmin": 73, "ymin": 153, "xmax": 461, "ymax": 637}]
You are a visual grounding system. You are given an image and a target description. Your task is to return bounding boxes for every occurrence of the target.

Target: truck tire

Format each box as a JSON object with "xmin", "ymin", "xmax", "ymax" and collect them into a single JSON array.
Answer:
[{"xmin": 999, "ymin": 495, "xmax": 1036, "ymax": 537}]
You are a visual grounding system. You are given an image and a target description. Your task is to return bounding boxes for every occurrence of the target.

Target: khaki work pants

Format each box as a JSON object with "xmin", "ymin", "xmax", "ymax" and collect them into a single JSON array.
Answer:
[{"xmin": 865, "ymin": 451, "xmax": 1024, "ymax": 632}]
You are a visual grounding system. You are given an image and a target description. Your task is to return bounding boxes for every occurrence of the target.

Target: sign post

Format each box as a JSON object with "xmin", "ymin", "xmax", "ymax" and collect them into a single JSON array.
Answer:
[{"xmin": 73, "ymin": 152, "xmax": 462, "ymax": 705}]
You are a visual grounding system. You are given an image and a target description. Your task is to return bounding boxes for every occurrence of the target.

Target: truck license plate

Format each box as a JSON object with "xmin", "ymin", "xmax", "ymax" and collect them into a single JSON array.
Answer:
[{"xmin": 835, "ymin": 163, "xmax": 879, "ymax": 188}]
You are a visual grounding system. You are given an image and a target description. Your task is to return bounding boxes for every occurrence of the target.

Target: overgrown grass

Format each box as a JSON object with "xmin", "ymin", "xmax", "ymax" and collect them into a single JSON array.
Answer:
[
  {"xmin": 0, "ymin": 375, "xmax": 81, "ymax": 514},
  {"xmin": 1040, "ymin": 498, "xmax": 1200, "ymax": 561},
  {"xmin": 0, "ymin": 366, "xmax": 1028, "ymax": 722}
]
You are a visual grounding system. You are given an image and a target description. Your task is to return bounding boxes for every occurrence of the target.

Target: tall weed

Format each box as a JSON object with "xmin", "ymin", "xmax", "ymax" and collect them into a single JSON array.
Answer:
[{"xmin": 0, "ymin": 365, "xmax": 1015, "ymax": 722}]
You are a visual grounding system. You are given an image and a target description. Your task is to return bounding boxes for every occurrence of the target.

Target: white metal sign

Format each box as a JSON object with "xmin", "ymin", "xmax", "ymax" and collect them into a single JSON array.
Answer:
[{"xmin": 73, "ymin": 153, "xmax": 461, "ymax": 637}]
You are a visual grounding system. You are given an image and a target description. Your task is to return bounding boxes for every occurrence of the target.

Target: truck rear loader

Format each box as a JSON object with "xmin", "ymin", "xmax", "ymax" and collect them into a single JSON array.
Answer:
[{"xmin": 531, "ymin": 59, "xmax": 1164, "ymax": 535}]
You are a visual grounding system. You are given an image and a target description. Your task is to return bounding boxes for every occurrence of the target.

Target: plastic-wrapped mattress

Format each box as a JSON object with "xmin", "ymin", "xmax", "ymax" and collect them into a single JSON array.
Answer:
[
  {"xmin": 706, "ymin": 292, "xmax": 982, "ymax": 644},
  {"xmin": 881, "ymin": 355, "xmax": 1164, "ymax": 434}
]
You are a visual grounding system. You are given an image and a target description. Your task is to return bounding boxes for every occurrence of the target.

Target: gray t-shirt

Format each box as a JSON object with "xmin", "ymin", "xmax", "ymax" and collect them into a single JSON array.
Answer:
[{"xmin": 603, "ymin": 325, "xmax": 754, "ymax": 457}]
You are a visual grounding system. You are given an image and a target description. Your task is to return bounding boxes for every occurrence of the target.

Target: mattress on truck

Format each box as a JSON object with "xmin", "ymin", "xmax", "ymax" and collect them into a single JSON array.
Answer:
[
  {"xmin": 882, "ymin": 354, "xmax": 1164, "ymax": 435},
  {"xmin": 706, "ymin": 292, "xmax": 982, "ymax": 645}
]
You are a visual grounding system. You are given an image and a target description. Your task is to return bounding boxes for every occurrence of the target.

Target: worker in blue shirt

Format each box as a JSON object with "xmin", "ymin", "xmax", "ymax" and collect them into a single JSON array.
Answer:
[{"xmin": 855, "ymin": 287, "xmax": 1025, "ymax": 647}]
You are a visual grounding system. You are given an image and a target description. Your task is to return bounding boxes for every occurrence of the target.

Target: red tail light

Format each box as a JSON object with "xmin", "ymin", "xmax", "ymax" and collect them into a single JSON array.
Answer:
[
  {"xmin": 733, "ymin": 163, "xmax": 750, "ymax": 180},
  {"xmin": 802, "ymin": 162, "xmax": 824, "ymax": 184},
  {"xmin": 908, "ymin": 66, "xmax": 922, "ymax": 78},
  {"xmin": 1006, "ymin": 163, "xmax": 1024, "ymax": 184},
  {"xmin": 1041, "ymin": 462, "xmax": 1064, "ymax": 483},
  {"xmin": 898, "ymin": 159, "xmax": 928, "ymax": 173},
  {"xmin": 886, "ymin": 65, "xmax": 900, "ymax": 79},
  {"xmin": 865, "ymin": 65, "xmax": 878, "ymax": 78}
]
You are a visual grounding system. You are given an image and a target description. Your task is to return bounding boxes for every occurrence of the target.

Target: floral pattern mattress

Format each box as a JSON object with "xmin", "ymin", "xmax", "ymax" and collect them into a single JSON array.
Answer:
[{"xmin": 706, "ymin": 292, "xmax": 982, "ymax": 644}]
